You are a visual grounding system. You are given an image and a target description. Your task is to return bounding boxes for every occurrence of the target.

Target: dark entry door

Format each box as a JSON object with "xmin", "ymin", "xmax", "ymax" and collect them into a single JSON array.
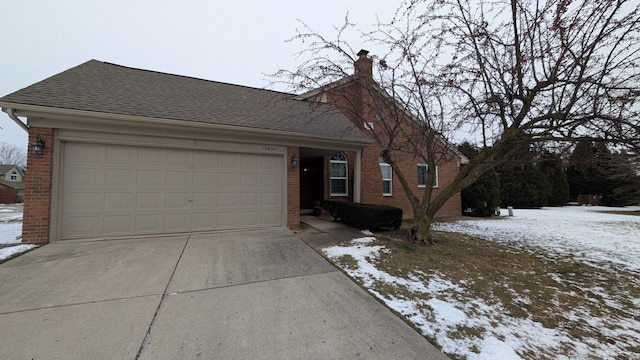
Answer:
[{"xmin": 300, "ymin": 157, "xmax": 324, "ymax": 209}]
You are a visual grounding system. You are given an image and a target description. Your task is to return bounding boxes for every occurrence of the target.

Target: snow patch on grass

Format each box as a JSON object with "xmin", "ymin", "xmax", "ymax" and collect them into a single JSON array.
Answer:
[
  {"xmin": 0, "ymin": 244, "xmax": 36, "ymax": 261},
  {"xmin": 324, "ymin": 206, "xmax": 640, "ymax": 359}
]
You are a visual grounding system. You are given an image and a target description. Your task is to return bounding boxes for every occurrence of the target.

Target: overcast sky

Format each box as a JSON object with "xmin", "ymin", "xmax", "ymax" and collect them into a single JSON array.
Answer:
[{"xmin": 0, "ymin": 0, "xmax": 398, "ymax": 150}]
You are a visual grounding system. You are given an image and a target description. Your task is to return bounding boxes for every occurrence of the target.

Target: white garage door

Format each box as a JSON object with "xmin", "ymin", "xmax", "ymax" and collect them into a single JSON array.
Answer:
[{"xmin": 60, "ymin": 142, "xmax": 283, "ymax": 240}]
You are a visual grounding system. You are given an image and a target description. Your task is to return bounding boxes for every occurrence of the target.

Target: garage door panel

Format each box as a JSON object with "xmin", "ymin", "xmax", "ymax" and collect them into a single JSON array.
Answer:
[
  {"xmin": 262, "ymin": 174, "xmax": 279, "ymax": 187},
  {"xmin": 217, "ymin": 212, "xmax": 239, "ymax": 229},
  {"xmin": 217, "ymin": 192, "xmax": 239, "ymax": 208},
  {"xmin": 61, "ymin": 142, "xmax": 284, "ymax": 240},
  {"xmin": 218, "ymin": 172, "xmax": 238, "ymax": 186},
  {"xmin": 192, "ymin": 193, "xmax": 215, "ymax": 208},
  {"xmin": 239, "ymin": 155, "xmax": 260, "ymax": 169},
  {"xmin": 135, "ymin": 214, "xmax": 163, "ymax": 232},
  {"xmin": 240, "ymin": 211, "xmax": 259, "ymax": 226},
  {"xmin": 65, "ymin": 143, "xmax": 105, "ymax": 164},
  {"xmin": 137, "ymin": 170, "xmax": 164, "ymax": 187},
  {"xmin": 165, "ymin": 192, "xmax": 191, "ymax": 209},
  {"xmin": 104, "ymin": 192, "xmax": 134, "ymax": 210},
  {"xmin": 261, "ymin": 156, "xmax": 281, "ymax": 171},
  {"xmin": 63, "ymin": 192, "xmax": 102, "ymax": 213},
  {"xmin": 218, "ymin": 153, "xmax": 237, "ymax": 169},
  {"xmin": 166, "ymin": 171, "xmax": 191, "ymax": 187},
  {"xmin": 102, "ymin": 215, "xmax": 133, "ymax": 235},
  {"xmin": 137, "ymin": 148, "xmax": 165, "ymax": 166},
  {"xmin": 192, "ymin": 172, "xmax": 216, "ymax": 188},
  {"xmin": 105, "ymin": 169, "xmax": 135, "ymax": 188},
  {"xmin": 193, "ymin": 151, "xmax": 218, "ymax": 168},
  {"xmin": 63, "ymin": 216, "xmax": 101, "ymax": 237},
  {"xmin": 165, "ymin": 213, "xmax": 190, "ymax": 231},
  {"xmin": 240, "ymin": 173, "xmax": 259, "ymax": 187},
  {"xmin": 192, "ymin": 212, "xmax": 216, "ymax": 230},
  {"xmin": 137, "ymin": 192, "xmax": 163, "ymax": 209},
  {"xmin": 166, "ymin": 149, "xmax": 192, "ymax": 168},
  {"xmin": 262, "ymin": 211, "xmax": 280, "ymax": 226},
  {"xmin": 65, "ymin": 167, "xmax": 105, "ymax": 188},
  {"xmin": 240, "ymin": 193, "xmax": 259, "ymax": 207},
  {"xmin": 262, "ymin": 192, "xmax": 279, "ymax": 206},
  {"xmin": 106, "ymin": 146, "xmax": 136, "ymax": 165}
]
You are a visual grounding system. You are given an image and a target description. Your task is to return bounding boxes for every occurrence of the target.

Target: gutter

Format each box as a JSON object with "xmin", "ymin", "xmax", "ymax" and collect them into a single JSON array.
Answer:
[
  {"xmin": 4, "ymin": 103, "xmax": 373, "ymax": 149},
  {"xmin": 5, "ymin": 108, "xmax": 29, "ymax": 132}
]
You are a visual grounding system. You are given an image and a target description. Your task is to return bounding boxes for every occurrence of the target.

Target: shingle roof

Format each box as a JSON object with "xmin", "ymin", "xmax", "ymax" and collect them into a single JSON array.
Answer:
[
  {"xmin": 0, "ymin": 178, "xmax": 24, "ymax": 190},
  {"xmin": 0, "ymin": 165, "xmax": 22, "ymax": 174},
  {"xmin": 0, "ymin": 60, "xmax": 368, "ymax": 141}
]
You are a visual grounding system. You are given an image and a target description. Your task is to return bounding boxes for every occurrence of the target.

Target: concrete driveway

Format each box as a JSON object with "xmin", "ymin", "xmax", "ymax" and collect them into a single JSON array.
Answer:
[{"xmin": 0, "ymin": 228, "xmax": 448, "ymax": 359}]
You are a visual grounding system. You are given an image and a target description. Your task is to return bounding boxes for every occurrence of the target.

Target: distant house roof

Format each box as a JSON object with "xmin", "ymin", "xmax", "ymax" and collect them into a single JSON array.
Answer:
[
  {"xmin": 0, "ymin": 179, "xmax": 24, "ymax": 190},
  {"xmin": 0, "ymin": 60, "xmax": 369, "ymax": 142},
  {"xmin": 0, "ymin": 165, "xmax": 18, "ymax": 173},
  {"xmin": 0, "ymin": 165, "xmax": 24, "ymax": 176}
]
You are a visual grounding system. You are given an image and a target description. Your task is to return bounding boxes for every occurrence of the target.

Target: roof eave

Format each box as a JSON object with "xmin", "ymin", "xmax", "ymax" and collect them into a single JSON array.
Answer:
[{"xmin": 1, "ymin": 102, "xmax": 372, "ymax": 150}]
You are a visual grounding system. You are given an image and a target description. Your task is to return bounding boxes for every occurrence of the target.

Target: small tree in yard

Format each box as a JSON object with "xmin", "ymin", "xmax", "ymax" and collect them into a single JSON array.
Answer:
[{"xmin": 275, "ymin": 0, "xmax": 640, "ymax": 242}]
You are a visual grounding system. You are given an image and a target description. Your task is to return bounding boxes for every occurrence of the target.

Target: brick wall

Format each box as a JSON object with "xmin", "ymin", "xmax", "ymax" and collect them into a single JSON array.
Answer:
[
  {"xmin": 0, "ymin": 185, "xmax": 18, "ymax": 203},
  {"xmin": 321, "ymin": 52, "xmax": 463, "ymax": 218},
  {"xmin": 321, "ymin": 145, "xmax": 462, "ymax": 219},
  {"xmin": 286, "ymin": 146, "xmax": 300, "ymax": 231},
  {"xmin": 357, "ymin": 142, "xmax": 462, "ymax": 218},
  {"xmin": 22, "ymin": 128, "xmax": 54, "ymax": 244}
]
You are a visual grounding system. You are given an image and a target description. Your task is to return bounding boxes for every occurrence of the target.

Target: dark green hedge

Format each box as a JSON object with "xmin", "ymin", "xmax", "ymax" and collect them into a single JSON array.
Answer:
[{"xmin": 323, "ymin": 201, "xmax": 402, "ymax": 230}]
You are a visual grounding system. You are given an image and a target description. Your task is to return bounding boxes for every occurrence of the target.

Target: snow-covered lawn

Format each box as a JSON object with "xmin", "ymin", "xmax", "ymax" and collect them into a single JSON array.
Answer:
[
  {"xmin": 323, "ymin": 206, "xmax": 640, "ymax": 359},
  {"xmin": 434, "ymin": 206, "xmax": 640, "ymax": 272},
  {"xmin": 0, "ymin": 204, "xmax": 35, "ymax": 262}
]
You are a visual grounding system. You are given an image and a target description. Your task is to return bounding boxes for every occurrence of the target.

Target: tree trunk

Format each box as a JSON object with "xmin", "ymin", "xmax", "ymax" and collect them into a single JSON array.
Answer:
[{"xmin": 411, "ymin": 215, "xmax": 435, "ymax": 245}]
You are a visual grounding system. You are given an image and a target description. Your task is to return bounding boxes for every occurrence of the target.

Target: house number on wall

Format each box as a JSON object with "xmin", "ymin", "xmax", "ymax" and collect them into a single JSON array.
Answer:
[{"xmin": 262, "ymin": 146, "xmax": 278, "ymax": 152}]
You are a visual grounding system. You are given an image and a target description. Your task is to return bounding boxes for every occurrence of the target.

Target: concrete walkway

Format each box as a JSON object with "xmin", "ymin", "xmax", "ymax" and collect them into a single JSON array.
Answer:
[{"xmin": 0, "ymin": 227, "xmax": 448, "ymax": 359}]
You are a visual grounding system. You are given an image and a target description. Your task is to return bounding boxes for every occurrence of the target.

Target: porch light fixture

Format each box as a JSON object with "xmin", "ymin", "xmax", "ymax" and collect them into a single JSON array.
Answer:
[
  {"xmin": 30, "ymin": 135, "xmax": 45, "ymax": 155},
  {"xmin": 291, "ymin": 154, "xmax": 298, "ymax": 168}
]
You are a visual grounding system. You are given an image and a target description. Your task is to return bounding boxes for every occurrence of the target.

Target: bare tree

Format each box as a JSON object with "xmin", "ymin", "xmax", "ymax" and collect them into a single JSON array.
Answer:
[
  {"xmin": 0, "ymin": 142, "xmax": 26, "ymax": 169},
  {"xmin": 275, "ymin": 0, "xmax": 640, "ymax": 242}
]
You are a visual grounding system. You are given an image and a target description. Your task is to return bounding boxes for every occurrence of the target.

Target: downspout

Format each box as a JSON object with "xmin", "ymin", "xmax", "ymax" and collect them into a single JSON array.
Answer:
[
  {"xmin": 6, "ymin": 108, "xmax": 30, "ymax": 132},
  {"xmin": 353, "ymin": 149, "xmax": 362, "ymax": 203}
]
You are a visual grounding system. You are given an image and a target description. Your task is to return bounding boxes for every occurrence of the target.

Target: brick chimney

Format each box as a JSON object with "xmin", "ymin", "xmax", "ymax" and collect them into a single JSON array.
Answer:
[{"xmin": 354, "ymin": 49, "xmax": 373, "ymax": 78}]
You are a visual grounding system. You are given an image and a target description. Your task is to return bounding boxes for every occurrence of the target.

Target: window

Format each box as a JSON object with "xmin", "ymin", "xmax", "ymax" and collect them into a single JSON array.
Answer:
[
  {"xmin": 364, "ymin": 122, "xmax": 374, "ymax": 130},
  {"xmin": 330, "ymin": 153, "xmax": 348, "ymax": 196},
  {"xmin": 10, "ymin": 170, "xmax": 18, "ymax": 181},
  {"xmin": 379, "ymin": 162, "xmax": 392, "ymax": 196},
  {"xmin": 417, "ymin": 164, "xmax": 438, "ymax": 188}
]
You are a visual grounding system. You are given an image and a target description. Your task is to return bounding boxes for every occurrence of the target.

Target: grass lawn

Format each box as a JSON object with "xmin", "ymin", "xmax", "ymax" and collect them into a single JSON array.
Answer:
[{"xmin": 323, "ymin": 207, "xmax": 640, "ymax": 359}]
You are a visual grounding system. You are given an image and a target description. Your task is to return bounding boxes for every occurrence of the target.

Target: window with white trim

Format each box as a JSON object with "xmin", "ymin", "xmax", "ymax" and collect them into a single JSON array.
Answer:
[
  {"xmin": 10, "ymin": 170, "xmax": 18, "ymax": 181},
  {"xmin": 379, "ymin": 162, "xmax": 392, "ymax": 196},
  {"xmin": 417, "ymin": 164, "xmax": 439, "ymax": 188},
  {"xmin": 330, "ymin": 153, "xmax": 348, "ymax": 196}
]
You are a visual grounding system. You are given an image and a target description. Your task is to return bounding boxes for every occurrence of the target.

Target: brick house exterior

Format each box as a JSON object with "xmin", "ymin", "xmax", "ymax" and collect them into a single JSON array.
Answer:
[
  {"xmin": 0, "ymin": 165, "xmax": 26, "ymax": 203},
  {"xmin": 1, "ymin": 60, "xmax": 370, "ymax": 244},
  {"xmin": 0, "ymin": 182, "xmax": 19, "ymax": 203},
  {"xmin": 300, "ymin": 51, "xmax": 466, "ymax": 219},
  {"xmin": 2, "ymin": 55, "xmax": 464, "ymax": 244}
]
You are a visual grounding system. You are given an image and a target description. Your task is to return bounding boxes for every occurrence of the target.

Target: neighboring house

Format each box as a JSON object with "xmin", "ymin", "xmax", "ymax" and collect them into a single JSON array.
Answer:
[
  {"xmin": 0, "ymin": 54, "xmax": 463, "ymax": 245},
  {"xmin": 0, "ymin": 165, "xmax": 24, "ymax": 183},
  {"xmin": 0, "ymin": 179, "xmax": 24, "ymax": 203},
  {"xmin": 0, "ymin": 165, "xmax": 25, "ymax": 203}
]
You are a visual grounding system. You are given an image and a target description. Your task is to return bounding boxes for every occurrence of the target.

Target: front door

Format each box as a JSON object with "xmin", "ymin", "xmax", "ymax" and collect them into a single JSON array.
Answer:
[{"xmin": 299, "ymin": 157, "xmax": 324, "ymax": 210}]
